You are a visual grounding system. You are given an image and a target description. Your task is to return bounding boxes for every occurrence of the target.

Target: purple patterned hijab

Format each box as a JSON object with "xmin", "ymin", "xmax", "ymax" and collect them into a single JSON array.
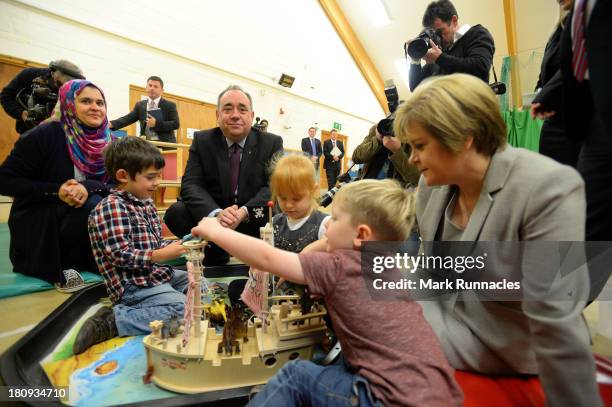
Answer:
[{"xmin": 57, "ymin": 80, "xmax": 116, "ymax": 179}]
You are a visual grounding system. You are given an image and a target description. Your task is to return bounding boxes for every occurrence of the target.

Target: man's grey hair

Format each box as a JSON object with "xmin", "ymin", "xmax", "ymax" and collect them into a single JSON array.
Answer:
[{"xmin": 217, "ymin": 85, "xmax": 253, "ymax": 111}]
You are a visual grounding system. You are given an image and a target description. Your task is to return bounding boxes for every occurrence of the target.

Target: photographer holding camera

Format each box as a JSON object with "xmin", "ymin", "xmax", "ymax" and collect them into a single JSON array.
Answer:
[
  {"xmin": 353, "ymin": 124, "xmax": 419, "ymax": 186},
  {"xmin": 407, "ymin": 0, "xmax": 494, "ymax": 91},
  {"xmin": 0, "ymin": 60, "xmax": 84, "ymax": 133}
]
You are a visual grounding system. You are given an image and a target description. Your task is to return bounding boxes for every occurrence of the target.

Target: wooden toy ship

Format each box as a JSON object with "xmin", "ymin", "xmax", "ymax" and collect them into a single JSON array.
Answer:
[{"xmin": 143, "ymin": 210, "xmax": 327, "ymax": 394}]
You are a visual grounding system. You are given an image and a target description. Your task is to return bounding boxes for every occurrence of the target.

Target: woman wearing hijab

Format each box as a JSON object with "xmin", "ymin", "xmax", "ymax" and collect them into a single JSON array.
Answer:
[
  {"xmin": 394, "ymin": 74, "xmax": 601, "ymax": 406},
  {"xmin": 0, "ymin": 79, "xmax": 117, "ymax": 287}
]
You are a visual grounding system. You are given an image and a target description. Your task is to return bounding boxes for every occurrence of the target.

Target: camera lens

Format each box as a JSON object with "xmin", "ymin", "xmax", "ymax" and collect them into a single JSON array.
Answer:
[{"xmin": 407, "ymin": 38, "xmax": 430, "ymax": 60}]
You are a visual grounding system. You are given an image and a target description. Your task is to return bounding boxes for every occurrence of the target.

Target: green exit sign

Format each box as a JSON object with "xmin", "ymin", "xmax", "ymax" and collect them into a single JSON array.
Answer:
[{"xmin": 333, "ymin": 122, "xmax": 342, "ymax": 131}]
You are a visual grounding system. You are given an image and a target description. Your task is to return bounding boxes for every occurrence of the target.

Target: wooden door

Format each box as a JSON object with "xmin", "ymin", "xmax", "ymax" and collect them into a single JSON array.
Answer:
[
  {"xmin": 0, "ymin": 56, "xmax": 47, "ymax": 164},
  {"xmin": 319, "ymin": 130, "xmax": 349, "ymax": 189}
]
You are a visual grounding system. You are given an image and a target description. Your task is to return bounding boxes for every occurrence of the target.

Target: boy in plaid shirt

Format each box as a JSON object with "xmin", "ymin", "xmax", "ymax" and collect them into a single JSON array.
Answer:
[{"xmin": 73, "ymin": 137, "xmax": 188, "ymax": 354}]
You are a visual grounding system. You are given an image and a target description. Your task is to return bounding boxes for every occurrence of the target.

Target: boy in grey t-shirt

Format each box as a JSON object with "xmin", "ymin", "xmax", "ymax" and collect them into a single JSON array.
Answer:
[{"xmin": 191, "ymin": 179, "xmax": 463, "ymax": 406}]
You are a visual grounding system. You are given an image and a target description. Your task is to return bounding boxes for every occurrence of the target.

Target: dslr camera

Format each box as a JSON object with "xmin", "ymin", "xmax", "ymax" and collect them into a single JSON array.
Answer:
[
  {"xmin": 405, "ymin": 28, "xmax": 443, "ymax": 60},
  {"xmin": 376, "ymin": 80, "xmax": 401, "ymax": 138}
]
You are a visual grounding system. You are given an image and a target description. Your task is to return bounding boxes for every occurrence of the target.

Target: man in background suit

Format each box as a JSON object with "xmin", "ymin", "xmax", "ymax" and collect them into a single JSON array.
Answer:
[
  {"xmin": 323, "ymin": 129, "xmax": 344, "ymax": 189},
  {"xmin": 301, "ymin": 126, "xmax": 322, "ymax": 177},
  {"xmin": 164, "ymin": 85, "xmax": 283, "ymax": 265},
  {"xmin": 532, "ymin": 0, "xmax": 611, "ymax": 299},
  {"xmin": 110, "ymin": 76, "xmax": 179, "ymax": 144}
]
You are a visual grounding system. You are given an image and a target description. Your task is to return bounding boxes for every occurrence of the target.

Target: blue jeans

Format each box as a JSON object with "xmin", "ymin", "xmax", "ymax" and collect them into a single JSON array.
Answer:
[
  {"xmin": 248, "ymin": 359, "xmax": 381, "ymax": 407},
  {"xmin": 114, "ymin": 269, "xmax": 189, "ymax": 336}
]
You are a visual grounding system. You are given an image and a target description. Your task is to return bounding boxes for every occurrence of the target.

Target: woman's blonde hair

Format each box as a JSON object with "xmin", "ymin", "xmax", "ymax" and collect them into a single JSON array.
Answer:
[
  {"xmin": 270, "ymin": 154, "xmax": 319, "ymax": 209},
  {"xmin": 334, "ymin": 179, "xmax": 416, "ymax": 241},
  {"xmin": 393, "ymin": 73, "xmax": 506, "ymax": 156}
]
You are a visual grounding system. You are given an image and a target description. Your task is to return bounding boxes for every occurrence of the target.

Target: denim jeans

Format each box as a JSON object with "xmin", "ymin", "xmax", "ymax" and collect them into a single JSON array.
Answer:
[
  {"xmin": 248, "ymin": 359, "xmax": 381, "ymax": 407},
  {"xmin": 113, "ymin": 269, "xmax": 189, "ymax": 336}
]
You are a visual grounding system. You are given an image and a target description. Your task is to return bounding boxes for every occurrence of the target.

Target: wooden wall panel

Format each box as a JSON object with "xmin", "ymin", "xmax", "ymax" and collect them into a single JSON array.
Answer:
[
  {"xmin": 126, "ymin": 85, "xmax": 217, "ymax": 145},
  {"xmin": 0, "ymin": 56, "xmax": 47, "ymax": 164}
]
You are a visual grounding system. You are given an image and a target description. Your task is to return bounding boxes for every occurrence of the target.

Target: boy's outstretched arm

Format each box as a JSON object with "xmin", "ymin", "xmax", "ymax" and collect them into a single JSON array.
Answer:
[{"xmin": 191, "ymin": 218, "xmax": 306, "ymax": 284}]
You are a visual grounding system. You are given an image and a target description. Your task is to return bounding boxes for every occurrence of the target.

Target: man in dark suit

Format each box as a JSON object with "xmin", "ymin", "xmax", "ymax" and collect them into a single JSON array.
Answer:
[
  {"xmin": 300, "ymin": 126, "xmax": 322, "ymax": 175},
  {"xmin": 532, "ymin": 0, "xmax": 611, "ymax": 299},
  {"xmin": 110, "ymin": 76, "xmax": 179, "ymax": 144},
  {"xmin": 164, "ymin": 85, "xmax": 283, "ymax": 265},
  {"xmin": 323, "ymin": 129, "xmax": 344, "ymax": 189}
]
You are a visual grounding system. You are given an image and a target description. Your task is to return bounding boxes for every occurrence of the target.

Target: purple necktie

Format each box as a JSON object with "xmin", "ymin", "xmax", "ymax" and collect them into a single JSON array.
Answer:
[
  {"xmin": 572, "ymin": 0, "xmax": 588, "ymax": 83},
  {"xmin": 311, "ymin": 138, "xmax": 316, "ymax": 155},
  {"xmin": 229, "ymin": 143, "xmax": 241, "ymax": 199}
]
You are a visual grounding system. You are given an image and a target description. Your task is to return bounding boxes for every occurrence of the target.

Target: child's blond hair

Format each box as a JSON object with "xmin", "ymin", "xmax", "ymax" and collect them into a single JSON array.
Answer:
[
  {"xmin": 270, "ymin": 154, "xmax": 319, "ymax": 210},
  {"xmin": 334, "ymin": 179, "xmax": 415, "ymax": 241}
]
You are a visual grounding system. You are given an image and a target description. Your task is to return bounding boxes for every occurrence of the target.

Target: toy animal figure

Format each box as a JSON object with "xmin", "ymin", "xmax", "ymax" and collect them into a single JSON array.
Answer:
[
  {"xmin": 217, "ymin": 304, "xmax": 249, "ymax": 356},
  {"xmin": 309, "ymin": 301, "xmax": 322, "ymax": 314},
  {"xmin": 299, "ymin": 287, "xmax": 316, "ymax": 317},
  {"xmin": 161, "ymin": 315, "xmax": 182, "ymax": 339},
  {"xmin": 279, "ymin": 283, "xmax": 314, "ymax": 317},
  {"xmin": 205, "ymin": 298, "xmax": 227, "ymax": 325}
]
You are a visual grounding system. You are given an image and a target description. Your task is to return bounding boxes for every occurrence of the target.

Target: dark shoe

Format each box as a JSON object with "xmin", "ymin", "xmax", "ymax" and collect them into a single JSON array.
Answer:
[{"xmin": 73, "ymin": 306, "xmax": 118, "ymax": 355}]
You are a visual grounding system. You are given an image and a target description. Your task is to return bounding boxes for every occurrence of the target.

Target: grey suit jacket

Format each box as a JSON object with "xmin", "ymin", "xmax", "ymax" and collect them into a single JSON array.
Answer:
[{"xmin": 417, "ymin": 145, "xmax": 601, "ymax": 406}]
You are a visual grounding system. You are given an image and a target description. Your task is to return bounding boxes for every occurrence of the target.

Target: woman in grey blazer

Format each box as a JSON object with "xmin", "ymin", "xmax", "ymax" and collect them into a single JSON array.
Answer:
[{"xmin": 393, "ymin": 74, "xmax": 601, "ymax": 406}]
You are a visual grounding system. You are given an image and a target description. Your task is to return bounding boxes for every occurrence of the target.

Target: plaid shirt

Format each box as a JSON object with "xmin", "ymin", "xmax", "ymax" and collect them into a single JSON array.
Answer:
[{"xmin": 88, "ymin": 189, "xmax": 174, "ymax": 303}]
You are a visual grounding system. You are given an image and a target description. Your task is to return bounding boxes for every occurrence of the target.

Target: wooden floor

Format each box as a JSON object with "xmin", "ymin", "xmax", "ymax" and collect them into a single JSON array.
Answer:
[{"xmin": 0, "ymin": 289, "xmax": 69, "ymax": 355}]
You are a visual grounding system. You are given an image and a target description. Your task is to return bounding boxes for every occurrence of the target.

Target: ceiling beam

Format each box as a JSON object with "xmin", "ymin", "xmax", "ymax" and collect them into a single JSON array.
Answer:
[
  {"xmin": 503, "ymin": 0, "xmax": 523, "ymax": 109},
  {"xmin": 318, "ymin": 0, "xmax": 389, "ymax": 115}
]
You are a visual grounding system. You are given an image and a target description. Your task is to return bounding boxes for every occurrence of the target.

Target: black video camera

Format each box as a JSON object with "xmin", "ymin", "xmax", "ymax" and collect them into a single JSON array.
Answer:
[
  {"xmin": 406, "ymin": 28, "xmax": 443, "ymax": 60},
  {"xmin": 16, "ymin": 74, "xmax": 58, "ymax": 129}
]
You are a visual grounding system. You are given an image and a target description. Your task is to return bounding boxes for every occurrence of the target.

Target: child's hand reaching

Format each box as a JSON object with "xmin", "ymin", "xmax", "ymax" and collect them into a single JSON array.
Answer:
[
  {"xmin": 152, "ymin": 240, "xmax": 187, "ymax": 263},
  {"xmin": 191, "ymin": 217, "xmax": 224, "ymax": 242}
]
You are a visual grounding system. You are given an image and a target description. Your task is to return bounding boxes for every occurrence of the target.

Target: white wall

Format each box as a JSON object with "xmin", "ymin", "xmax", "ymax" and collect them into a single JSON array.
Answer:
[
  {"xmin": 514, "ymin": 0, "xmax": 560, "ymax": 97},
  {"xmin": 0, "ymin": 0, "xmax": 385, "ymax": 154}
]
